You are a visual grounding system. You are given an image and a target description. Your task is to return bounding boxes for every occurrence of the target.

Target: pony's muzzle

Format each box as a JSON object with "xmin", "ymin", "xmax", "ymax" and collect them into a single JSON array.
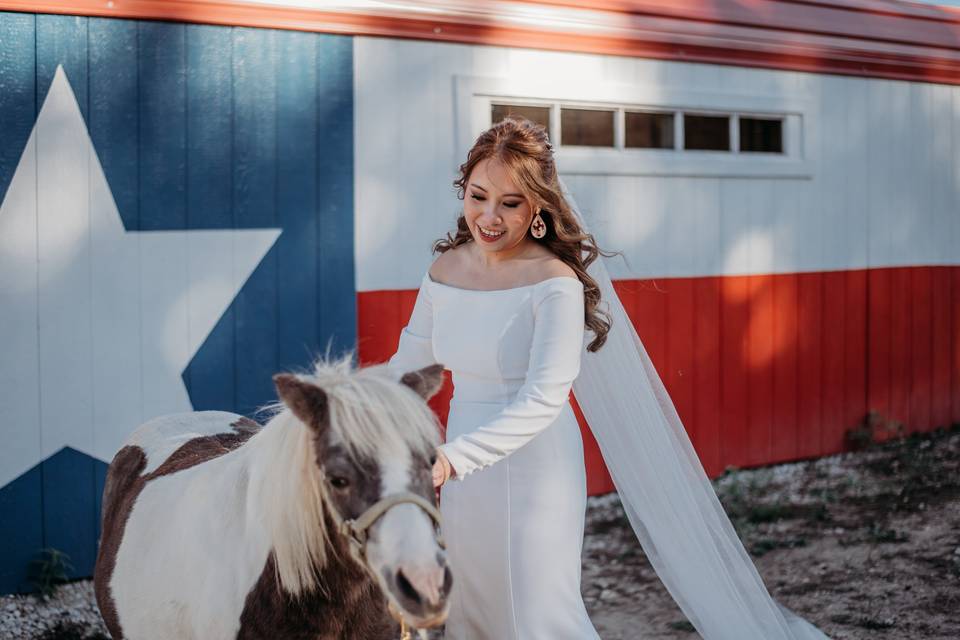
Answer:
[{"xmin": 389, "ymin": 559, "xmax": 453, "ymax": 626}]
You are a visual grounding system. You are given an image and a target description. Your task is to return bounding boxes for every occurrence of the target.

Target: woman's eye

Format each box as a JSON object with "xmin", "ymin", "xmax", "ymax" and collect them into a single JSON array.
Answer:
[
  {"xmin": 329, "ymin": 476, "xmax": 350, "ymax": 489},
  {"xmin": 470, "ymin": 194, "xmax": 520, "ymax": 208}
]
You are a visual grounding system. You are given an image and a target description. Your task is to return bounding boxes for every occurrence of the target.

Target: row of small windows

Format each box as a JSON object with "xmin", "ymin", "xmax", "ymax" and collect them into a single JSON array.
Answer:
[{"xmin": 492, "ymin": 103, "xmax": 783, "ymax": 153}]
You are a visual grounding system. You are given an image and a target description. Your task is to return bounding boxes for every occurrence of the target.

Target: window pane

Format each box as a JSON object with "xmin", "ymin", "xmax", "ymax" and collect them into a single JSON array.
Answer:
[
  {"xmin": 491, "ymin": 104, "xmax": 550, "ymax": 132},
  {"xmin": 684, "ymin": 114, "xmax": 730, "ymax": 151},
  {"xmin": 560, "ymin": 107, "xmax": 614, "ymax": 147},
  {"xmin": 625, "ymin": 111, "xmax": 674, "ymax": 149},
  {"xmin": 739, "ymin": 117, "xmax": 783, "ymax": 153}
]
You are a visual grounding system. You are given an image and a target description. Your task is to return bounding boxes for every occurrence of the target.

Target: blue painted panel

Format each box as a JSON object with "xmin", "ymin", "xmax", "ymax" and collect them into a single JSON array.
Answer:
[
  {"xmin": 184, "ymin": 24, "xmax": 235, "ymax": 409},
  {"xmin": 88, "ymin": 18, "xmax": 139, "ymax": 232},
  {"xmin": 37, "ymin": 14, "xmax": 87, "ymax": 120},
  {"xmin": 276, "ymin": 31, "xmax": 320, "ymax": 371},
  {"xmin": 139, "ymin": 22, "xmax": 186, "ymax": 231},
  {"xmin": 41, "ymin": 448, "xmax": 97, "ymax": 582},
  {"xmin": 316, "ymin": 36, "xmax": 356, "ymax": 358},
  {"xmin": 0, "ymin": 12, "xmax": 36, "ymax": 204},
  {"xmin": 232, "ymin": 27, "xmax": 278, "ymax": 415},
  {"xmin": 0, "ymin": 464, "xmax": 43, "ymax": 594}
]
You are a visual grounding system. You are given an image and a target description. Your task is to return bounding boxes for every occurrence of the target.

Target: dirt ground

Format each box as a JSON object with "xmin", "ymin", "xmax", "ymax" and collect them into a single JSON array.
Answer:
[
  {"xmin": 3, "ymin": 423, "xmax": 958, "ymax": 639},
  {"xmin": 581, "ymin": 422, "xmax": 960, "ymax": 639}
]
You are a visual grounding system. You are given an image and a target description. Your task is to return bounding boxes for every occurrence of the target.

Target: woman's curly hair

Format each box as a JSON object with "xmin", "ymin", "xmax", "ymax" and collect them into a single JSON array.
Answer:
[{"xmin": 432, "ymin": 114, "xmax": 618, "ymax": 352}]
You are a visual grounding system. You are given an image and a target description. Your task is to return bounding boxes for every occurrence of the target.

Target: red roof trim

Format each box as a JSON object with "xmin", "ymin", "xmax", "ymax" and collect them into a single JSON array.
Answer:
[{"xmin": 2, "ymin": 0, "xmax": 959, "ymax": 85}]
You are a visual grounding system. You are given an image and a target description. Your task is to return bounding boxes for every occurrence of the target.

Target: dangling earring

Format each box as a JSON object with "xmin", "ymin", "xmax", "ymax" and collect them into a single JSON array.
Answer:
[{"xmin": 530, "ymin": 207, "xmax": 546, "ymax": 239}]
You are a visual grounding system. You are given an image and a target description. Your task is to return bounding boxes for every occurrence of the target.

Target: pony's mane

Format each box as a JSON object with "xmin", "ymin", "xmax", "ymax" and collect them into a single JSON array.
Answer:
[{"xmin": 247, "ymin": 349, "xmax": 441, "ymax": 596}]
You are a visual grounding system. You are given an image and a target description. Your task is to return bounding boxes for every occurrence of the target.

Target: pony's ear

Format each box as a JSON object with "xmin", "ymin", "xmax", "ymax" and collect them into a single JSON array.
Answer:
[
  {"xmin": 399, "ymin": 363, "xmax": 445, "ymax": 401},
  {"xmin": 273, "ymin": 373, "xmax": 329, "ymax": 432}
]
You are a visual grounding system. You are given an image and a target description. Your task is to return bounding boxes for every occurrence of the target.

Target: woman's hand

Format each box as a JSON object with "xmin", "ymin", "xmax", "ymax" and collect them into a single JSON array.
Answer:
[{"xmin": 433, "ymin": 449, "xmax": 453, "ymax": 488}]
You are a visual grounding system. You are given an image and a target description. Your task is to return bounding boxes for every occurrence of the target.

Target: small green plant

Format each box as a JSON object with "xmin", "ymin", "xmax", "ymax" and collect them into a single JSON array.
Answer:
[{"xmin": 28, "ymin": 547, "xmax": 74, "ymax": 598}]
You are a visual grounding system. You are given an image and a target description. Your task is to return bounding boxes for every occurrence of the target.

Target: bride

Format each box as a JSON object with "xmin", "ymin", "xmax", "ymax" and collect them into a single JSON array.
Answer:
[{"xmin": 387, "ymin": 115, "xmax": 832, "ymax": 640}]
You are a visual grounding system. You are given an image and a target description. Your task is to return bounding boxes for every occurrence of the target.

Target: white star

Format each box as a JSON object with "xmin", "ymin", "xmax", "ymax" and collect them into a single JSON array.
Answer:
[{"xmin": 0, "ymin": 66, "xmax": 281, "ymax": 489}]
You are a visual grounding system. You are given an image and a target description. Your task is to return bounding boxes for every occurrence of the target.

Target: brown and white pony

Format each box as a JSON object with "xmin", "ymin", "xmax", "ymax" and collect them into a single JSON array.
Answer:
[{"xmin": 93, "ymin": 353, "xmax": 452, "ymax": 639}]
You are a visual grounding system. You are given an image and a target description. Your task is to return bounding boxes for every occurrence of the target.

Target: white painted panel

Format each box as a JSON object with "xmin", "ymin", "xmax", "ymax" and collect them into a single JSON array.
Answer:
[
  {"xmin": 930, "ymin": 83, "xmax": 953, "ymax": 265},
  {"xmin": 954, "ymin": 88, "xmax": 960, "ymax": 257},
  {"xmin": 845, "ymin": 77, "xmax": 870, "ymax": 270},
  {"xmin": 819, "ymin": 75, "xmax": 849, "ymax": 271},
  {"xmin": 35, "ymin": 68, "xmax": 95, "ymax": 466},
  {"xmin": 0, "ymin": 117, "xmax": 41, "ymax": 487},
  {"xmin": 89, "ymin": 141, "xmax": 144, "ymax": 463},
  {"xmin": 355, "ymin": 38, "xmax": 960, "ymax": 290}
]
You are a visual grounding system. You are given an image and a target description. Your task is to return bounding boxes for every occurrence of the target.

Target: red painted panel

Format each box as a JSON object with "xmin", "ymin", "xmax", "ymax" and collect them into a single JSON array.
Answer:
[
  {"xmin": 771, "ymin": 272, "xmax": 799, "ymax": 464},
  {"xmin": 844, "ymin": 270, "xmax": 868, "ymax": 440},
  {"xmin": 867, "ymin": 268, "xmax": 892, "ymax": 426},
  {"xmin": 693, "ymin": 277, "xmax": 721, "ymax": 476},
  {"xmin": 633, "ymin": 279, "xmax": 668, "ymax": 379},
  {"xmin": 746, "ymin": 274, "xmax": 774, "ymax": 466},
  {"xmin": 796, "ymin": 271, "xmax": 824, "ymax": 459},
  {"xmin": 720, "ymin": 276, "xmax": 750, "ymax": 469},
  {"xmin": 822, "ymin": 271, "xmax": 848, "ymax": 453},
  {"xmin": 665, "ymin": 278, "xmax": 696, "ymax": 445},
  {"xmin": 889, "ymin": 267, "xmax": 912, "ymax": 436},
  {"xmin": 931, "ymin": 267, "xmax": 953, "ymax": 429},
  {"xmin": 911, "ymin": 266, "xmax": 933, "ymax": 431},
  {"xmin": 358, "ymin": 265, "xmax": 959, "ymax": 495},
  {"xmin": 953, "ymin": 268, "xmax": 960, "ymax": 425}
]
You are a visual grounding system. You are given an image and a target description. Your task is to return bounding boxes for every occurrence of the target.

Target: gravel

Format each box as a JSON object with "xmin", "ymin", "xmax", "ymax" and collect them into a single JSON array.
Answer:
[{"xmin": 3, "ymin": 426, "xmax": 958, "ymax": 639}]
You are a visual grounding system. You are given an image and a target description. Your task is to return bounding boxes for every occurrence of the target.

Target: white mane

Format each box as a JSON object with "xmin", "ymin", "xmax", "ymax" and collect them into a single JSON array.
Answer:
[{"xmin": 247, "ymin": 349, "xmax": 441, "ymax": 595}]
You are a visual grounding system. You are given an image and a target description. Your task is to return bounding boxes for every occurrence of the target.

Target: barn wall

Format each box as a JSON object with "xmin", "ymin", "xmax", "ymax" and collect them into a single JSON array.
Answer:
[
  {"xmin": 0, "ymin": 12, "xmax": 355, "ymax": 594},
  {"xmin": 354, "ymin": 37, "xmax": 960, "ymax": 491}
]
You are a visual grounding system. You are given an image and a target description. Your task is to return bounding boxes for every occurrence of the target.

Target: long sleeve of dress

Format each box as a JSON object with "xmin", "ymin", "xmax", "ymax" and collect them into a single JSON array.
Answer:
[
  {"xmin": 385, "ymin": 273, "xmax": 438, "ymax": 378},
  {"xmin": 437, "ymin": 279, "xmax": 585, "ymax": 480}
]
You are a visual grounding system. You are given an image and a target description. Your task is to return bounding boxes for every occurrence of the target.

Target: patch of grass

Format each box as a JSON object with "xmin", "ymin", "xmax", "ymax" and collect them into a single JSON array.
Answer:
[
  {"xmin": 28, "ymin": 548, "xmax": 73, "ymax": 598},
  {"xmin": 750, "ymin": 537, "xmax": 807, "ymax": 557},
  {"xmin": 865, "ymin": 522, "xmax": 909, "ymax": 544}
]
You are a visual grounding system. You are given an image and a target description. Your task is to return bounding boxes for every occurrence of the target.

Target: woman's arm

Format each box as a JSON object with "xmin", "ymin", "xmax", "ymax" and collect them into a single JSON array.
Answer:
[
  {"xmin": 386, "ymin": 271, "xmax": 438, "ymax": 378},
  {"xmin": 436, "ymin": 279, "xmax": 585, "ymax": 479}
]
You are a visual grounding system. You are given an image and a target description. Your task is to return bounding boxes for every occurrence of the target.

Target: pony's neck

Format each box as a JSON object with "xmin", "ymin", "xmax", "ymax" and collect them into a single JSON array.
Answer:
[{"xmin": 246, "ymin": 410, "xmax": 333, "ymax": 596}]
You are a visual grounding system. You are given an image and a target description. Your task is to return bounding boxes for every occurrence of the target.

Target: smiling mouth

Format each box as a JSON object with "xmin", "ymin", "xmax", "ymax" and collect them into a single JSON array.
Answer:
[{"xmin": 477, "ymin": 225, "xmax": 505, "ymax": 240}]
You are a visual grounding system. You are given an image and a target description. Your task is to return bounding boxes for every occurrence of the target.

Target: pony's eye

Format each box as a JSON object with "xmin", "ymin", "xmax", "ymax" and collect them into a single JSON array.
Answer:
[
  {"xmin": 329, "ymin": 476, "xmax": 350, "ymax": 489},
  {"xmin": 429, "ymin": 454, "xmax": 437, "ymax": 466}
]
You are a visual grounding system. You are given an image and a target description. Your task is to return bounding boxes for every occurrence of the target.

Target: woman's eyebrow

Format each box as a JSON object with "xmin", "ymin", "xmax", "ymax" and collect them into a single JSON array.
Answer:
[{"xmin": 469, "ymin": 183, "xmax": 524, "ymax": 198}]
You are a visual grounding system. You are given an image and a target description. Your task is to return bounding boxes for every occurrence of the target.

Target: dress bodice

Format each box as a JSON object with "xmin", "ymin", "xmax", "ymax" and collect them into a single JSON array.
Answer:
[{"xmin": 387, "ymin": 269, "xmax": 586, "ymax": 479}]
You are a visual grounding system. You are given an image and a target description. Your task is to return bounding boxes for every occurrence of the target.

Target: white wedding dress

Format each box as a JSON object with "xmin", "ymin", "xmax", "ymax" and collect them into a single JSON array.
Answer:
[{"xmin": 387, "ymin": 268, "xmax": 600, "ymax": 640}]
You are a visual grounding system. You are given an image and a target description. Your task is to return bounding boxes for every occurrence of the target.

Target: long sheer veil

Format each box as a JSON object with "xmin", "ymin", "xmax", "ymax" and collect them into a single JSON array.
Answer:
[{"xmin": 559, "ymin": 176, "xmax": 832, "ymax": 640}]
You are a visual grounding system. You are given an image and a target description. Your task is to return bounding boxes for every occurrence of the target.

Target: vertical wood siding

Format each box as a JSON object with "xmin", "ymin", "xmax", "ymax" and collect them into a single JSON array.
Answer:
[{"xmin": 0, "ymin": 13, "xmax": 354, "ymax": 594}]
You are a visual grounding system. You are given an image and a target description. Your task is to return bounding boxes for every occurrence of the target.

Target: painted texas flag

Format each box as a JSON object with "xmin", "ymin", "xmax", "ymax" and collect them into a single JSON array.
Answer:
[{"xmin": 0, "ymin": 66, "xmax": 281, "ymax": 492}]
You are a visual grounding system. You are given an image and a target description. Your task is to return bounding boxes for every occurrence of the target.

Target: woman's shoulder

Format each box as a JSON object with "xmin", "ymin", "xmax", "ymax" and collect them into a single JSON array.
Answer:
[
  {"xmin": 427, "ymin": 248, "xmax": 460, "ymax": 284},
  {"xmin": 535, "ymin": 258, "xmax": 577, "ymax": 282}
]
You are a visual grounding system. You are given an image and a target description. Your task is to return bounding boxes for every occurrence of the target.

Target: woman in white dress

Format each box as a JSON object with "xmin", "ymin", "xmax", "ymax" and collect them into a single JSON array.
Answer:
[
  {"xmin": 387, "ymin": 115, "xmax": 611, "ymax": 639},
  {"xmin": 388, "ymin": 115, "xmax": 832, "ymax": 640}
]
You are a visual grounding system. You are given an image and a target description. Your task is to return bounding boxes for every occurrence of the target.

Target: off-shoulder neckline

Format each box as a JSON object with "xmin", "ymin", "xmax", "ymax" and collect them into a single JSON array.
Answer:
[{"xmin": 425, "ymin": 272, "xmax": 581, "ymax": 293}]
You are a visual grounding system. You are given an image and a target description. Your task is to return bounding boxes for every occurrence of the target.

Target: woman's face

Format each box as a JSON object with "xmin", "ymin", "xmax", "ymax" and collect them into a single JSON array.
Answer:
[{"xmin": 464, "ymin": 158, "xmax": 535, "ymax": 254}]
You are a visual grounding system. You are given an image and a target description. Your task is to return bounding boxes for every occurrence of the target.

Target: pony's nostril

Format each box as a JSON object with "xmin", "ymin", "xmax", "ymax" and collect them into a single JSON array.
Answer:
[
  {"xmin": 441, "ymin": 565, "xmax": 453, "ymax": 596},
  {"xmin": 396, "ymin": 568, "xmax": 422, "ymax": 605}
]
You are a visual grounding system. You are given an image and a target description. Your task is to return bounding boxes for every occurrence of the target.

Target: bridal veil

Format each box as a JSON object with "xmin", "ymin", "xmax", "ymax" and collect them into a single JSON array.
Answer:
[{"xmin": 559, "ymin": 176, "xmax": 832, "ymax": 640}]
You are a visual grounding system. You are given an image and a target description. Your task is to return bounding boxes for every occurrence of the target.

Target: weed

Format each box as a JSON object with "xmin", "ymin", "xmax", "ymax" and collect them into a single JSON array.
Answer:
[{"xmin": 28, "ymin": 548, "xmax": 73, "ymax": 598}]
